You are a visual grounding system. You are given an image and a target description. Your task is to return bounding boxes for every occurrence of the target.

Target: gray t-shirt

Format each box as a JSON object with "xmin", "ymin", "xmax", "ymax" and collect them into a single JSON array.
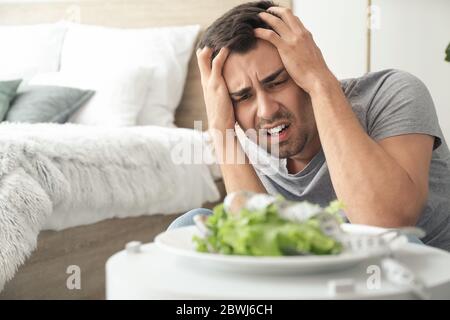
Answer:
[{"xmin": 255, "ymin": 69, "xmax": 450, "ymax": 251}]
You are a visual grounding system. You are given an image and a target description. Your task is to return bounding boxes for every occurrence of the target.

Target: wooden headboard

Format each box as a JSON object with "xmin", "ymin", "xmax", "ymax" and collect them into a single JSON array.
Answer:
[{"xmin": 0, "ymin": 0, "xmax": 292, "ymax": 129}]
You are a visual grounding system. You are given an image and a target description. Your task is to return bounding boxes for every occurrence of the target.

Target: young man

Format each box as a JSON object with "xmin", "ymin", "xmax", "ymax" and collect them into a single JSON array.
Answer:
[{"xmin": 169, "ymin": 1, "xmax": 450, "ymax": 251}]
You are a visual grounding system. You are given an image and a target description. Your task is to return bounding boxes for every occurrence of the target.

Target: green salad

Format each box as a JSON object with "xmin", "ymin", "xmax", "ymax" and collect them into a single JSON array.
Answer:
[{"xmin": 193, "ymin": 197, "xmax": 345, "ymax": 256}]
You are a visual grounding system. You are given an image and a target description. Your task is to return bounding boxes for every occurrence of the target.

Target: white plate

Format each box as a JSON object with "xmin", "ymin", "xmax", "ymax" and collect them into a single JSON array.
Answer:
[{"xmin": 154, "ymin": 224, "xmax": 391, "ymax": 274}]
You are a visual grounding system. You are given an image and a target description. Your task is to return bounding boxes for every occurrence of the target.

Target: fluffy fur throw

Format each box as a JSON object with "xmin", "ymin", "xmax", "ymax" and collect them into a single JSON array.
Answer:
[{"xmin": 0, "ymin": 123, "xmax": 220, "ymax": 291}]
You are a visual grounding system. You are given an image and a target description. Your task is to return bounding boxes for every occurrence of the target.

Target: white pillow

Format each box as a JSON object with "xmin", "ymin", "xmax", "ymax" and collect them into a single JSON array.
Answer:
[
  {"xmin": 60, "ymin": 23, "xmax": 200, "ymax": 127},
  {"xmin": 30, "ymin": 68, "xmax": 154, "ymax": 126},
  {"xmin": 0, "ymin": 23, "xmax": 66, "ymax": 81}
]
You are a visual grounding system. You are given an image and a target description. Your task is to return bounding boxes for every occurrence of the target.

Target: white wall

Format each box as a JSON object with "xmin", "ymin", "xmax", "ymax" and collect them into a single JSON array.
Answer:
[
  {"xmin": 293, "ymin": 0, "xmax": 450, "ymax": 142},
  {"xmin": 371, "ymin": 0, "xmax": 450, "ymax": 142},
  {"xmin": 293, "ymin": 0, "xmax": 367, "ymax": 79}
]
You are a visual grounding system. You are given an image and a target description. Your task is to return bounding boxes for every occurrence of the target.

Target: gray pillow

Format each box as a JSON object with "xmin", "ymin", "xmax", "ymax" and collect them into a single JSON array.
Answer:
[
  {"xmin": 6, "ymin": 85, "xmax": 94, "ymax": 123},
  {"xmin": 0, "ymin": 79, "xmax": 22, "ymax": 121}
]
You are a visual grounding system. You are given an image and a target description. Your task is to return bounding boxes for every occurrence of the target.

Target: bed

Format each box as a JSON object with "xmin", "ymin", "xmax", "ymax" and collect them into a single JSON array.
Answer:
[{"xmin": 0, "ymin": 0, "xmax": 291, "ymax": 299}]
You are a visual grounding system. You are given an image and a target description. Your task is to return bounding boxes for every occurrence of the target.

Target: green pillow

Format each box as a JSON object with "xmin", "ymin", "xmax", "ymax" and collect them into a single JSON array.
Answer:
[
  {"xmin": 0, "ymin": 79, "xmax": 22, "ymax": 121},
  {"xmin": 6, "ymin": 85, "xmax": 94, "ymax": 123}
]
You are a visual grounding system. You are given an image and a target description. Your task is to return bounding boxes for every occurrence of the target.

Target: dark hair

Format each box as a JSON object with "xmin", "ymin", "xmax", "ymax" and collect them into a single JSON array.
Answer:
[{"xmin": 197, "ymin": 1, "xmax": 278, "ymax": 60}]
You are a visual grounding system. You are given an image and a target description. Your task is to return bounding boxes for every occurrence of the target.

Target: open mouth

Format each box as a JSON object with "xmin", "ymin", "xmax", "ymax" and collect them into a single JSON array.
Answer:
[
  {"xmin": 266, "ymin": 123, "xmax": 290, "ymax": 137},
  {"xmin": 260, "ymin": 123, "xmax": 291, "ymax": 143}
]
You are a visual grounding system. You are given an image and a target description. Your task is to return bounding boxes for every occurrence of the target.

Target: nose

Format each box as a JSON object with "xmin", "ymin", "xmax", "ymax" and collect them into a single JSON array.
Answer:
[{"xmin": 256, "ymin": 91, "xmax": 279, "ymax": 120}]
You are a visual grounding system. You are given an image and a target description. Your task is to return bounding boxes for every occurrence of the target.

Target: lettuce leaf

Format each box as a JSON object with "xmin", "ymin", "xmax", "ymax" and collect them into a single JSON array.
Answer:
[{"xmin": 194, "ymin": 200, "xmax": 343, "ymax": 256}]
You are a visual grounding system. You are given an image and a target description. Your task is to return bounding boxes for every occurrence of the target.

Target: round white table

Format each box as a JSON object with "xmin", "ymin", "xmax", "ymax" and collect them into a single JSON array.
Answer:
[{"xmin": 106, "ymin": 241, "xmax": 450, "ymax": 299}]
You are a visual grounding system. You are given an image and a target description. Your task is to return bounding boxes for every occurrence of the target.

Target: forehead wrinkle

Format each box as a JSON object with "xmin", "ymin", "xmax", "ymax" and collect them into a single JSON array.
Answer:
[
  {"xmin": 224, "ymin": 41, "xmax": 285, "ymax": 95},
  {"xmin": 230, "ymin": 66, "xmax": 285, "ymax": 96},
  {"xmin": 230, "ymin": 78, "xmax": 252, "ymax": 96}
]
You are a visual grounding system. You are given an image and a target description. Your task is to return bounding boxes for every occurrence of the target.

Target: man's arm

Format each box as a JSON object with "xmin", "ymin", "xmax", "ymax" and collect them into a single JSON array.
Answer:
[
  {"xmin": 310, "ymin": 79, "xmax": 433, "ymax": 227},
  {"xmin": 211, "ymin": 131, "xmax": 267, "ymax": 194},
  {"xmin": 196, "ymin": 47, "xmax": 266, "ymax": 194},
  {"xmin": 256, "ymin": 7, "xmax": 433, "ymax": 227}
]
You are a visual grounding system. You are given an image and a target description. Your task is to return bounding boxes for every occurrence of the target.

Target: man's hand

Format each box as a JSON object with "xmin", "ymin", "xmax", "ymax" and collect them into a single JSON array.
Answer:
[
  {"xmin": 196, "ymin": 46, "xmax": 235, "ymax": 133},
  {"xmin": 255, "ymin": 7, "xmax": 338, "ymax": 94},
  {"xmin": 196, "ymin": 47, "xmax": 266, "ymax": 194}
]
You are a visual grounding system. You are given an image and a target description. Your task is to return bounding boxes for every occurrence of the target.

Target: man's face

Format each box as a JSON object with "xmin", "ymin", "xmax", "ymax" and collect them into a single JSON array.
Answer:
[{"xmin": 223, "ymin": 39, "xmax": 318, "ymax": 158}]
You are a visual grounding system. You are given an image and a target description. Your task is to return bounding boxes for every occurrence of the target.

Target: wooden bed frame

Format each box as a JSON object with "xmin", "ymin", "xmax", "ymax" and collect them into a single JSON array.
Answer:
[{"xmin": 0, "ymin": 0, "xmax": 291, "ymax": 299}]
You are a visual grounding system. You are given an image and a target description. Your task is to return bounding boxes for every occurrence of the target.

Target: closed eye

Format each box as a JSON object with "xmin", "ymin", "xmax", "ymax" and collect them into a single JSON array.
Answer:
[
  {"xmin": 266, "ymin": 78, "xmax": 288, "ymax": 89},
  {"xmin": 233, "ymin": 92, "xmax": 252, "ymax": 105}
]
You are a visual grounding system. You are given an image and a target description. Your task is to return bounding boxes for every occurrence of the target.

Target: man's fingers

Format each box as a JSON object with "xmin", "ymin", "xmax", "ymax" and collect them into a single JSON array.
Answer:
[
  {"xmin": 196, "ymin": 46, "xmax": 213, "ymax": 84},
  {"xmin": 258, "ymin": 11, "xmax": 291, "ymax": 36},
  {"xmin": 266, "ymin": 6, "xmax": 305, "ymax": 32},
  {"xmin": 211, "ymin": 46, "xmax": 230, "ymax": 79},
  {"xmin": 254, "ymin": 28, "xmax": 283, "ymax": 48}
]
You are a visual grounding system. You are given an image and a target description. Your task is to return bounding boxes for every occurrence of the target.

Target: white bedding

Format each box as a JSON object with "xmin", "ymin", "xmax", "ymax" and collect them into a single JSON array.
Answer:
[
  {"xmin": 0, "ymin": 123, "xmax": 221, "ymax": 231},
  {"xmin": 44, "ymin": 126, "xmax": 221, "ymax": 230},
  {"xmin": 0, "ymin": 122, "xmax": 221, "ymax": 289}
]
